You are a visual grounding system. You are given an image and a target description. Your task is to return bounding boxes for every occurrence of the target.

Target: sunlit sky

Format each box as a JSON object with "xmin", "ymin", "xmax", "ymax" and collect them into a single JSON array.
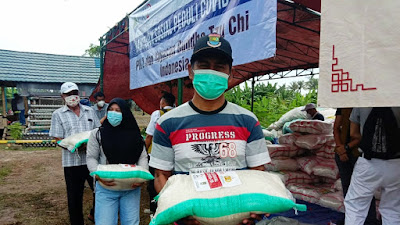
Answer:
[
  {"xmin": 0, "ymin": 0, "xmax": 314, "ymax": 87},
  {"xmin": 0, "ymin": 0, "xmax": 144, "ymax": 56}
]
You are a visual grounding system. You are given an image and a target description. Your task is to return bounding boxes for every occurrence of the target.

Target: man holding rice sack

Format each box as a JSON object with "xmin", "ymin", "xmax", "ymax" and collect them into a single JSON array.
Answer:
[{"xmin": 149, "ymin": 34, "xmax": 305, "ymax": 225}]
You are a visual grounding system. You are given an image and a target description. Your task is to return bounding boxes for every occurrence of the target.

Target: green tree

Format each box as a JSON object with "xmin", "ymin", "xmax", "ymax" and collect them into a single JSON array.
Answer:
[
  {"xmin": 305, "ymin": 77, "xmax": 319, "ymax": 91},
  {"xmin": 83, "ymin": 44, "xmax": 101, "ymax": 57}
]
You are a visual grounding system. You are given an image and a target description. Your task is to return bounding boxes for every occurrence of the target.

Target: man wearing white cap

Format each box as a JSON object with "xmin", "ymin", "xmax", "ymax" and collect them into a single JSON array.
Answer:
[
  {"xmin": 301, "ymin": 103, "xmax": 324, "ymax": 121},
  {"xmin": 50, "ymin": 82, "xmax": 100, "ymax": 225}
]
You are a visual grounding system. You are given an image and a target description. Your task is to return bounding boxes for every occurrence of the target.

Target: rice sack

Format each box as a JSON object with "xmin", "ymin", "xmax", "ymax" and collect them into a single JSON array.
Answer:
[
  {"xmin": 90, "ymin": 164, "xmax": 154, "ymax": 191},
  {"xmin": 150, "ymin": 170, "xmax": 306, "ymax": 225},
  {"xmin": 57, "ymin": 130, "xmax": 91, "ymax": 153}
]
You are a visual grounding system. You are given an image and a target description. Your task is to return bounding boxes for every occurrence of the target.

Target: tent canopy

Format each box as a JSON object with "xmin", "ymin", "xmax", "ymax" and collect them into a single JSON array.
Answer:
[{"xmin": 97, "ymin": 0, "xmax": 320, "ymax": 114}]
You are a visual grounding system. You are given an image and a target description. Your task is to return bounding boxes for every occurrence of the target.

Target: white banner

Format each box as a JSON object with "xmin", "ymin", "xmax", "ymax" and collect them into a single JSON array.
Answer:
[
  {"xmin": 129, "ymin": 0, "xmax": 276, "ymax": 90},
  {"xmin": 318, "ymin": 1, "xmax": 400, "ymax": 107}
]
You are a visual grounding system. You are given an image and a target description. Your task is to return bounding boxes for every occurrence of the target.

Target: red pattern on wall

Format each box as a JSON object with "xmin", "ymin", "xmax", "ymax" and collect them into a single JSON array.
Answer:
[{"xmin": 331, "ymin": 45, "xmax": 376, "ymax": 93}]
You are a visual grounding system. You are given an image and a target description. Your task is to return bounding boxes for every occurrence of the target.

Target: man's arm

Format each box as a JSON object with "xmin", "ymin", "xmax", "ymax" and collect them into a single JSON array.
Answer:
[
  {"xmin": 154, "ymin": 169, "xmax": 172, "ymax": 193},
  {"xmin": 333, "ymin": 114, "xmax": 348, "ymax": 161},
  {"xmin": 349, "ymin": 121, "xmax": 361, "ymax": 148},
  {"xmin": 145, "ymin": 134, "xmax": 153, "ymax": 151}
]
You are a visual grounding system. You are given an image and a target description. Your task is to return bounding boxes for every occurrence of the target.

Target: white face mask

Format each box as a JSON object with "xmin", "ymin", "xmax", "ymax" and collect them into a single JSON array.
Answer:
[
  {"xmin": 97, "ymin": 100, "xmax": 105, "ymax": 107},
  {"xmin": 306, "ymin": 113, "xmax": 313, "ymax": 119},
  {"xmin": 65, "ymin": 95, "xmax": 80, "ymax": 107}
]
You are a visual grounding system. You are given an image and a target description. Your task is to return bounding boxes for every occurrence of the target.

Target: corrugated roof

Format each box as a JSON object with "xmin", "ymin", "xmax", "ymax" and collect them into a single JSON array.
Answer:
[{"xmin": 0, "ymin": 49, "xmax": 100, "ymax": 84}]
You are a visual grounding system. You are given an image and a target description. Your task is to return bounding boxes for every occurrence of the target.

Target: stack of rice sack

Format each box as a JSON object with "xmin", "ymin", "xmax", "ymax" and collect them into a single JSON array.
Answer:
[{"xmin": 265, "ymin": 119, "xmax": 345, "ymax": 212}]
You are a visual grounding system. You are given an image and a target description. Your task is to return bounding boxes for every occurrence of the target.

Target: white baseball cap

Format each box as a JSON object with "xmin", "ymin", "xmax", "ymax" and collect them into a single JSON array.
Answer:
[
  {"xmin": 301, "ymin": 103, "xmax": 316, "ymax": 111},
  {"xmin": 60, "ymin": 82, "xmax": 79, "ymax": 94}
]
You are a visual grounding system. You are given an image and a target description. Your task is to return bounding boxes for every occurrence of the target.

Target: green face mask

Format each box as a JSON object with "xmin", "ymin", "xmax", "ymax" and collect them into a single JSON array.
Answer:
[{"xmin": 193, "ymin": 69, "xmax": 229, "ymax": 100}]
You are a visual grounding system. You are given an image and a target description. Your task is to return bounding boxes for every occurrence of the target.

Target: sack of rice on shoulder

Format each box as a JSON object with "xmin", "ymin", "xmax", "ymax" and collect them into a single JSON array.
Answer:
[
  {"xmin": 150, "ymin": 170, "xmax": 306, "ymax": 225},
  {"xmin": 57, "ymin": 130, "xmax": 92, "ymax": 153},
  {"xmin": 90, "ymin": 164, "xmax": 154, "ymax": 191}
]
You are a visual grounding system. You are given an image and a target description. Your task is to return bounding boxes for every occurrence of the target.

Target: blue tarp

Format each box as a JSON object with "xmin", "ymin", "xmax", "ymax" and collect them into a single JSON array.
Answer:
[{"xmin": 269, "ymin": 200, "xmax": 344, "ymax": 225}]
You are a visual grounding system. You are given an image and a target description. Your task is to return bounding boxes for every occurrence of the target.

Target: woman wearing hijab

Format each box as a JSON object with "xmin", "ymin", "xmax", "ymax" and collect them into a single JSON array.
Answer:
[{"xmin": 87, "ymin": 98, "xmax": 148, "ymax": 225}]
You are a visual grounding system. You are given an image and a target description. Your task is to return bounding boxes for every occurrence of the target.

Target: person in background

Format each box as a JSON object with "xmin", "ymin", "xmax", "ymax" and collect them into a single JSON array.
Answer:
[
  {"xmin": 333, "ymin": 108, "xmax": 377, "ymax": 225},
  {"xmin": 301, "ymin": 103, "xmax": 324, "ymax": 121},
  {"xmin": 92, "ymin": 92, "xmax": 109, "ymax": 123},
  {"xmin": 87, "ymin": 98, "xmax": 148, "ymax": 225},
  {"xmin": 144, "ymin": 92, "xmax": 175, "ymax": 214},
  {"xmin": 49, "ymin": 82, "xmax": 101, "ymax": 225},
  {"xmin": 149, "ymin": 33, "xmax": 271, "ymax": 225},
  {"xmin": 11, "ymin": 93, "xmax": 26, "ymax": 125},
  {"xmin": 345, "ymin": 107, "xmax": 400, "ymax": 225}
]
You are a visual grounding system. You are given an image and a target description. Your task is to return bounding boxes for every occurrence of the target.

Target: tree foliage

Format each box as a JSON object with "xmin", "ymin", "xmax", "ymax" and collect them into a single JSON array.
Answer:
[
  {"xmin": 83, "ymin": 44, "xmax": 101, "ymax": 57},
  {"xmin": 225, "ymin": 78, "xmax": 318, "ymax": 127}
]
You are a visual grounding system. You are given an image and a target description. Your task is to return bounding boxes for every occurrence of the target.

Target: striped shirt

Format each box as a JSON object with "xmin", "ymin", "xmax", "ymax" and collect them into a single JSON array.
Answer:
[
  {"xmin": 149, "ymin": 101, "xmax": 271, "ymax": 173},
  {"xmin": 50, "ymin": 104, "xmax": 101, "ymax": 167}
]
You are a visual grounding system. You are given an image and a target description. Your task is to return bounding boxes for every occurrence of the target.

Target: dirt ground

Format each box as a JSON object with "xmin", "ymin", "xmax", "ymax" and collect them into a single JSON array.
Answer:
[{"xmin": 0, "ymin": 148, "xmax": 152, "ymax": 225}]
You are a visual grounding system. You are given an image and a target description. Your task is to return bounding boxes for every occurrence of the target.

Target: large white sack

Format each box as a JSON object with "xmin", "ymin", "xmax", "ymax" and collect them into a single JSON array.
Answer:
[
  {"xmin": 296, "ymin": 156, "xmax": 318, "ymax": 175},
  {"xmin": 262, "ymin": 129, "xmax": 278, "ymax": 139},
  {"xmin": 268, "ymin": 144, "xmax": 305, "ymax": 158},
  {"xmin": 294, "ymin": 134, "xmax": 334, "ymax": 150},
  {"xmin": 150, "ymin": 170, "xmax": 306, "ymax": 225},
  {"xmin": 333, "ymin": 179, "xmax": 343, "ymax": 192},
  {"xmin": 264, "ymin": 157, "xmax": 299, "ymax": 172},
  {"xmin": 287, "ymin": 183, "xmax": 331, "ymax": 204},
  {"xmin": 289, "ymin": 120, "xmax": 333, "ymax": 134},
  {"xmin": 278, "ymin": 133, "xmax": 300, "ymax": 145},
  {"xmin": 315, "ymin": 144, "xmax": 336, "ymax": 159},
  {"xmin": 312, "ymin": 158, "xmax": 339, "ymax": 180},
  {"xmin": 318, "ymin": 192, "xmax": 345, "ymax": 213},
  {"xmin": 57, "ymin": 130, "xmax": 92, "ymax": 152},
  {"xmin": 270, "ymin": 171, "xmax": 318, "ymax": 185},
  {"xmin": 267, "ymin": 107, "xmax": 307, "ymax": 130},
  {"xmin": 90, "ymin": 164, "xmax": 154, "ymax": 191}
]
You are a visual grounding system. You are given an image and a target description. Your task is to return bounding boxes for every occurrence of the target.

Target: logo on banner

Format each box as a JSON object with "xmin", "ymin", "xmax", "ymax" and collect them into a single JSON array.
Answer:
[{"xmin": 207, "ymin": 34, "xmax": 221, "ymax": 47}]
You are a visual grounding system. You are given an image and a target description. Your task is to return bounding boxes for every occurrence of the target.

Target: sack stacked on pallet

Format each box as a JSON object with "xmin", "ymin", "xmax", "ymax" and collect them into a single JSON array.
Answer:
[{"xmin": 264, "ymin": 119, "xmax": 344, "ymax": 212}]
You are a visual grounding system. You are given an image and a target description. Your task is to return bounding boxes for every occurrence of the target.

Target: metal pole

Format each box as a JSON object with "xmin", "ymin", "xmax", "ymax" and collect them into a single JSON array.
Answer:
[
  {"xmin": 99, "ymin": 37, "xmax": 105, "ymax": 93},
  {"xmin": 1, "ymin": 86, "xmax": 6, "ymax": 115},
  {"xmin": 251, "ymin": 76, "xmax": 255, "ymax": 112},
  {"xmin": 178, "ymin": 78, "xmax": 183, "ymax": 105}
]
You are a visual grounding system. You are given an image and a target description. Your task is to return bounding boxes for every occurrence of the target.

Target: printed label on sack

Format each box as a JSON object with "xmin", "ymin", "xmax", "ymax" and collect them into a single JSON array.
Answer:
[
  {"xmin": 191, "ymin": 171, "xmax": 241, "ymax": 192},
  {"xmin": 120, "ymin": 164, "xmax": 136, "ymax": 169}
]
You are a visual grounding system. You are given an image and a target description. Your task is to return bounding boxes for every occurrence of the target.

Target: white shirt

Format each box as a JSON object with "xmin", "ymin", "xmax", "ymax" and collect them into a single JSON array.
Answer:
[{"xmin": 145, "ymin": 106, "xmax": 174, "ymax": 136}]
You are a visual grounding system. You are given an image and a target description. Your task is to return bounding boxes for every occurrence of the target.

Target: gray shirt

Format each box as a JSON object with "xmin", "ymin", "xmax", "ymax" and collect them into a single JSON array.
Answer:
[
  {"xmin": 349, "ymin": 107, "xmax": 400, "ymax": 135},
  {"xmin": 92, "ymin": 103, "xmax": 109, "ymax": 120},
  {"xmin": 86, "ymin": 128, "xmax": 148, "ymax": 173},
  {"xmin": 50, "ymin": 104, "xmax": 101, "ymax": 167}
]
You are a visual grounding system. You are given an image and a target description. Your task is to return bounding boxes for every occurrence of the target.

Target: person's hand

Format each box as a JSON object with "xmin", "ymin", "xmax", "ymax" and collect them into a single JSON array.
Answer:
[
  {"xmin": 131, "ymin": 182, "xmax": 143, "ymax": 189},
  {"xmin": 335, "ymin": 145, "xmax": 349, "ymax": 162},
  {"xmin": 77, "ymin": 143, "xmax": 87, "ymax": 152},
  {"xmin": 177, "ymin": 216, "xmax": 200, "ymax": 225},
  {"xmin": 239, "ymin": 213, "xmax": 269, "ymax": 225},
  {"xmin": 96, "ymin": 175, "xmax": 115, "ymax": 186}
]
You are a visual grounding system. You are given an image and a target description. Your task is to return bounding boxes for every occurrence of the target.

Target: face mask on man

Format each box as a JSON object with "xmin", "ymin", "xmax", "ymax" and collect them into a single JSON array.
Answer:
[
  {"xmin": 192, "ymin": 69, "xmax": 229, "ymax": 100},
  {"xmin": 97, "ymin": 100, "xmax": 105, "ymax": 107},
  {"xmin": 64, "ymin": 95, "xmax": 80, "ymax": 107},
  {"xmin": 107, "ymin": 111, "xmax": 122, "ymax": 127}
]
